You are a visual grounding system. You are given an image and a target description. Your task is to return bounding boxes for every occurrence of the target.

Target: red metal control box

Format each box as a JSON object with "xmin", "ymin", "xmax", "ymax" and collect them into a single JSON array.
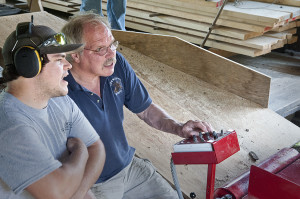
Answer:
[
  {"xmin": 171, "ymin": 130, "xmax": 240, "ymax": 199},
  {"xmin": 172, "ymin": 130, "xmax": 240, "ymax": 165}
]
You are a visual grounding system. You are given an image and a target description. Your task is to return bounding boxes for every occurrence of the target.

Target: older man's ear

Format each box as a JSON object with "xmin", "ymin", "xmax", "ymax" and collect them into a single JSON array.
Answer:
[{"xmin": 71, "ymin": 53, "xmax": 81, "ymax": 63}]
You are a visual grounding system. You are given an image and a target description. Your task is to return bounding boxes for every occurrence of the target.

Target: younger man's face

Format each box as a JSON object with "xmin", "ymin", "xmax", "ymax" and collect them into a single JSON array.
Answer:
[{"xmin": 36, "ymin": 53, "xmax": 72, "ymax": 98}]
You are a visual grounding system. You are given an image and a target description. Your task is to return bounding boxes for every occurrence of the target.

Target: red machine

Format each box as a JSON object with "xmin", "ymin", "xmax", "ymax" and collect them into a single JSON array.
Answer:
[
  {"xmin": 171, "ymin": 130, "xmax": 240, "ymax": 199},
  {"xmin": 214, "ymin": 147, "xmax": 300, "ymax": 199},
  {"xmin": 171, "ymin": 129, "xmax": 300, "ymax": 199}
]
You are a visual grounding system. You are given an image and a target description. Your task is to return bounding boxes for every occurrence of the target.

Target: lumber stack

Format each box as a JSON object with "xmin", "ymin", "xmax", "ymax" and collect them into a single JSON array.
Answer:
[
  {"xmin": 114, "ymin": 0, "xmax": 300, "ymax": 57},
  {"xmin": 14, "ymin": 0, "xmax": 300, "ymax": 57},
  {"xmin": 16, "ymin": 0, "xmax": 81, "ymax": 13}
]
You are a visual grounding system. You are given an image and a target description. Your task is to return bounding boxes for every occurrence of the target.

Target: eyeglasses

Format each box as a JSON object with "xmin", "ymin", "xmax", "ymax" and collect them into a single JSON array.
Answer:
[
  {"xmin": 84, "ymin": 40, "xmax": 119, "ymax": 56},
  {"xmin": 39, "ymin": 33, "xmax": 67, "ymax": 47}
]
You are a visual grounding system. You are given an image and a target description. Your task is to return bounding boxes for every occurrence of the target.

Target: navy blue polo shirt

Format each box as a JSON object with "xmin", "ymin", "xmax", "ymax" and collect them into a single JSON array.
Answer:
[{"xmin": 65, "ymin": 52, "xmax": 152, "ymax": 183}]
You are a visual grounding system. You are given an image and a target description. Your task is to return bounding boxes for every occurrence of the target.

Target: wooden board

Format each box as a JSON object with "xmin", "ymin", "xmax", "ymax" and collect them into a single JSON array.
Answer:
[
  {"xmin": 119, "ymin": 46, "xmax": 300, "ymax": 199},
  {"xmin": 130, "ymin": 0, "xmax": 293, "ymax": 26},
  {"xmin": 124, "ymin": 22, "xmax": 273, "ymax": 57},
  {"xmin": 248, "ymin": 0, "xmax": 300, "ymax": 7},
  {"xmin": 265, "ymin": 28, "xmax": 297, "ymax": 39},
  {"xmin": 272, "ymin": 21, "xmax": 297, "ymax": 32},
  {"xmin": 124, "ymin": 0, "xmax": 269, "ymax": 32},
  {"xmin": 124, "ymin": 16, "xmax": 285, "ymax": 50},
  {"xmin": 230, "ymin": 52, "xmax": 300, "ymax": 117},
  {"xmin": 27, "ymin": 0, "xmax": 43, "ymax": 12},
  {"xmin": 110, "ymin": 4, "xmax": 264, "ymax": 40},
  {"xmin": 18, "ymin": 0, "xmax": 78, "ymax": 12},
  {"xmin": 112, "ymin": 30, "xmax": 271, "ymax": 107}
]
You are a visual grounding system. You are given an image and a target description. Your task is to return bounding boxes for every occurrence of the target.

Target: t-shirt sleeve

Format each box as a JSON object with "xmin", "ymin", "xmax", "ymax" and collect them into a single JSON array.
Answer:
[
  {"xmin": 118, "ymin": 53, "xmax": 152, "ymax": 113},
  {"xmin": 0, "ymin": 124, "xmax": 61, "ymax": 194},
  {"xmin": 67, "ymin": 96, "xmax": 100, "ymax": 147}
]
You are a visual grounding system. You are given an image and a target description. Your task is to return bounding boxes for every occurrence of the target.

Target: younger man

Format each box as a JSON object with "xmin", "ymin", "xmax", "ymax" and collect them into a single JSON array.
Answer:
[{"xmin": 0, "ymin": 22, "xmax": 105, "ymax": 199}]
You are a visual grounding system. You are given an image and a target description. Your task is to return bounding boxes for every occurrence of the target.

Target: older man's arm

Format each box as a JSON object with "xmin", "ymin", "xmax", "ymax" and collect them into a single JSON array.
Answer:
[{"xmin": 137, "ymin": 103, "xmax": 214, "ymax": 138}]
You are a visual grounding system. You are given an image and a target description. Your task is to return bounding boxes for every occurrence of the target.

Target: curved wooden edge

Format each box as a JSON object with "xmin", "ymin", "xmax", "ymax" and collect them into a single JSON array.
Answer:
[{"xmin": 112, "ymin": 30, "xmax": 271, "ymax": 107}]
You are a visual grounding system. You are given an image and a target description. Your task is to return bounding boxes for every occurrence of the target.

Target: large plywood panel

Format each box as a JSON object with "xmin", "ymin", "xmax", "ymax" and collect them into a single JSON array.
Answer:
[
  {"xmin": 112, "ymin": 30, "xmax": 271, "ymax": 107},
  {"xmin": 119, "ymin": 46, "xmax": 300, "ymax": 199}
]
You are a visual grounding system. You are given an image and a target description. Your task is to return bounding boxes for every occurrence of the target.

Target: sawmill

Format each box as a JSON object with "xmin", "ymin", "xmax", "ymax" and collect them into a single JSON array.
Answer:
[{"xmin": 0, "ymin": 0, "xmax": 299, "ymax": 198}]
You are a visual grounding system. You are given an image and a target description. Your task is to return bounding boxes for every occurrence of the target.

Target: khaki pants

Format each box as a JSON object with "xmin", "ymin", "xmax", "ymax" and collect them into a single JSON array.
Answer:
[{"xmin": 91, "ymin": 156, "xmax": 179, "ymax": 199}]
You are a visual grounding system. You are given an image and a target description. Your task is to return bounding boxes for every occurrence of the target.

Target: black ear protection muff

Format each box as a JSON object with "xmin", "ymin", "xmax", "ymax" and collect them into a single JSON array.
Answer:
[
  {"xmin": 13, "ymin": 19, "xmax": 42, "ymax": 78},
  {"xmin": 14, "ymin": 46, "xmax": 42, "ymax": 78}
]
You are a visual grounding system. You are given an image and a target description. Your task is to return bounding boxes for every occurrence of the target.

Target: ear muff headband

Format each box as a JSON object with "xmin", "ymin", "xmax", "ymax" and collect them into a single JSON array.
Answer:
[
  {"xmin": 29, "ymin": 46, "xmax": 42, "ymax": 75},
  {"xmin": 14, "ymin": 46, "xmax": 42, "ymax": 78}
]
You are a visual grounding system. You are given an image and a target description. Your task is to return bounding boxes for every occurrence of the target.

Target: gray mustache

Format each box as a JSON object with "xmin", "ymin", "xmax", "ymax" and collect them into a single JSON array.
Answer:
[{"xmin": 104, "ymin": 57, "xmax": 117, "ymax": 66}]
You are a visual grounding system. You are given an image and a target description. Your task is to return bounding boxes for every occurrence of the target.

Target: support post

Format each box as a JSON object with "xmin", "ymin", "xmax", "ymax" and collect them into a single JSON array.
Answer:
[{"xmin": 206, "ymin": 164, "xmax": 216, "ymax": 199}]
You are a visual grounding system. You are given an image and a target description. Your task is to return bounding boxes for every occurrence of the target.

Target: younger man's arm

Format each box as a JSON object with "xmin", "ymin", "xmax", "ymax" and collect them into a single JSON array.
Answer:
[
  {"xmin": 26, "ymin": 137, "xmax": 89, "ymax": 199},
  {"xmin": 71, "ymin": 139, "xmax": 106, "ymax": 199}
]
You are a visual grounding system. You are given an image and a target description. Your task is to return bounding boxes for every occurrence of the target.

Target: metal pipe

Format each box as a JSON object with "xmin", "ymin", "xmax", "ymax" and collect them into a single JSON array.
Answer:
[{"xmin": 201, "ymin": 0, "xmax": 228, "ymax": 48}]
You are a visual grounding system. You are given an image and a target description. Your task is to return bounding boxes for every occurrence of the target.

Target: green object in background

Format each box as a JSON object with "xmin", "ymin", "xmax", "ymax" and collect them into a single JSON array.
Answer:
[{"xmin": 292, "ymin": 141, "xmax": 300, "ymax": 153}]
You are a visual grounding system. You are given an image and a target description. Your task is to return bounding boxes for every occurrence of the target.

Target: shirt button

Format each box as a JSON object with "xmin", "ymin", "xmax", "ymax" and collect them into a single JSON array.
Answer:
[{"xmin": 97, "ymin": 100, "xmax": 100, "ymax": 103}]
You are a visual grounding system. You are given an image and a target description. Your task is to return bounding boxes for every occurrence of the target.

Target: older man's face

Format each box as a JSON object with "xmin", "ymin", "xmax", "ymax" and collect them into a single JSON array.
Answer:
[{"xmin": 79, "ymin": 23, "xmax": 117, "ymax": 77}]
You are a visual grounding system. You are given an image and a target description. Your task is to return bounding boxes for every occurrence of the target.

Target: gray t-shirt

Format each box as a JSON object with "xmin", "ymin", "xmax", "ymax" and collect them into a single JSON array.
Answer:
[{"xmin": 0, "ymin": 91, "xmax": 100, "ymax": 198}]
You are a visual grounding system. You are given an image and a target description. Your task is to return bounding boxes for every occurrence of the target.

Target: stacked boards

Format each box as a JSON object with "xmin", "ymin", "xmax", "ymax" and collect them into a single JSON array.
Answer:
[
  {"xmin": 113, "ymin": 0, "xmax": 300, "ymax": 57},
  {"xmin": 15, "ymin": 0, "xmax": 81, "ymax": 13},
  {"xmin": 13, "ymin": 0, "xmax": 300, "ymax": 56},
  {"xmin": 1, "ymin": 12, "xmax": 300, "ymax": 199}
]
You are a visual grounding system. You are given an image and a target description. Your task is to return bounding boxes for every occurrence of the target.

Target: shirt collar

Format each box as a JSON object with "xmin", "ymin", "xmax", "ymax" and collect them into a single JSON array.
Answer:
[
  {"xmin": 64, "ymin": 71, "xmax": 108, "ymax": 94},
  {"xmin": 64, "ymin": 72, "xmax": 85, "ymax": 91}
]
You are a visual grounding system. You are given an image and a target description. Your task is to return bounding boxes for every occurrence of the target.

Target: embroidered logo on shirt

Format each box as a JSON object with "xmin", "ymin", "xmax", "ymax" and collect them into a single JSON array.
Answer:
[
  {"xmin": 61, "ymin": 122, "xmax": 72, "ymax": 134},
  {"xmin": 110, "ymin": 77, "xmax": 123, "ymax": 95}
]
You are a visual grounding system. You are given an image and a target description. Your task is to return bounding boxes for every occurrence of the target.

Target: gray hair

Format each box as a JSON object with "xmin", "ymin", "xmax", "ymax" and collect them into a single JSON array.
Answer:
[{"xmin": 61, "ymin": 12, "xmax": 111, "ymax": 62}]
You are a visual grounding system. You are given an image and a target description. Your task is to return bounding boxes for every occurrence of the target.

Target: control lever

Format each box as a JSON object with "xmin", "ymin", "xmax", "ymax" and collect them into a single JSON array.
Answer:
[
  {"xmin": 199, "ymin": 132, "xmax": 205, "ymax": 142},
  {"xmin": 212, "ymin": 131, "xmax": 218, "ymax": 139}
]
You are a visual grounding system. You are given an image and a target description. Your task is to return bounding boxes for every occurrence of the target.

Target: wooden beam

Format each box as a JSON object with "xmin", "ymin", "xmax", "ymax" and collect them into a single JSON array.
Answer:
[
  {"xmin": 103, "ymin": 3, "xmax": 263, "ymax": 40},
  {"xmin": 124, "ymin": 16, "xmax": 284, "ymax": 50},
  {"xmin": 271, "ymin": 21, "xmax": 297, "ymax": 32},
  {"xmin": 265, "ymin": 28, "xmax": 297, "ymax": 39},
  {"xmin": 112, "ymin": 30, "xmax": 271, "ymax": 107},
  {"xmin": 41, "ymin": 1, "xmax": 78, "ymax": 12},
  {"xmin": 27, "ymin": 0, "xmax": 44, "ymax": 12},
  {"xmin": 130, "ymin": 0, "xmax": 293, "ymax": 25},
  {"xmin": 208, "ymin": 48, "xmax": 238, "ymax": 57},
  {"xmin": 124, "ymin": 21, "xmax": 272, "ymax": 56},
  {"xmin": 124, "ymin": 0, "xmax": 269, "ymax": 32},
  {"xmin": 248, "ymin": 0, "xmax": 300, "ymax": 7}
]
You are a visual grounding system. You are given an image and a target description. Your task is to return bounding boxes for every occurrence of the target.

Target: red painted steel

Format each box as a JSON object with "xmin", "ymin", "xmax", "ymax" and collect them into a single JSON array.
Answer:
[
  {"xmin": 171, "ymin": 131, "xmax": 240, "ymax": 199},
  {"xmin": 207, "ymin": 164, "xmax": 217, "ymax": 199},
  {"xmin": 247, "ymin": 165, "xmax": 300, "ymax": 199},
  {"xmin": 214, "ymin": 148, "xmax": 300, "ymax": 199},
  {"xmin": 277, "ymin": 159, "xmax": 300, "ymax": 185},
  {"xmin": 172, "ymin": 131, "xmax": 240, "ymax": 165}
]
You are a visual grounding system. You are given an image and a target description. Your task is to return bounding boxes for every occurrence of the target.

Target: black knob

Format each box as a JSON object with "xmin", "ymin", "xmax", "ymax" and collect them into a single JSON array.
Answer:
[{"xmin": 190, "ymin": 192, "xmax": 196, "ymax": 198}]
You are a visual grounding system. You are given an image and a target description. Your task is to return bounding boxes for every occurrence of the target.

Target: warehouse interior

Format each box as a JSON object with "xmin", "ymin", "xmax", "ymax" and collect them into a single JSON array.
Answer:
[{"xmin": 0, "ymin": 0, "xmax": 299, "ymax": 198}]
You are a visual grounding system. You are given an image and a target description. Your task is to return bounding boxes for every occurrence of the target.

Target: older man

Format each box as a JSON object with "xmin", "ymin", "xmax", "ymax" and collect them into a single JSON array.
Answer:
[{"xmin": 62, "ymin": 13, "xmax": 214, "ymax": 199}]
